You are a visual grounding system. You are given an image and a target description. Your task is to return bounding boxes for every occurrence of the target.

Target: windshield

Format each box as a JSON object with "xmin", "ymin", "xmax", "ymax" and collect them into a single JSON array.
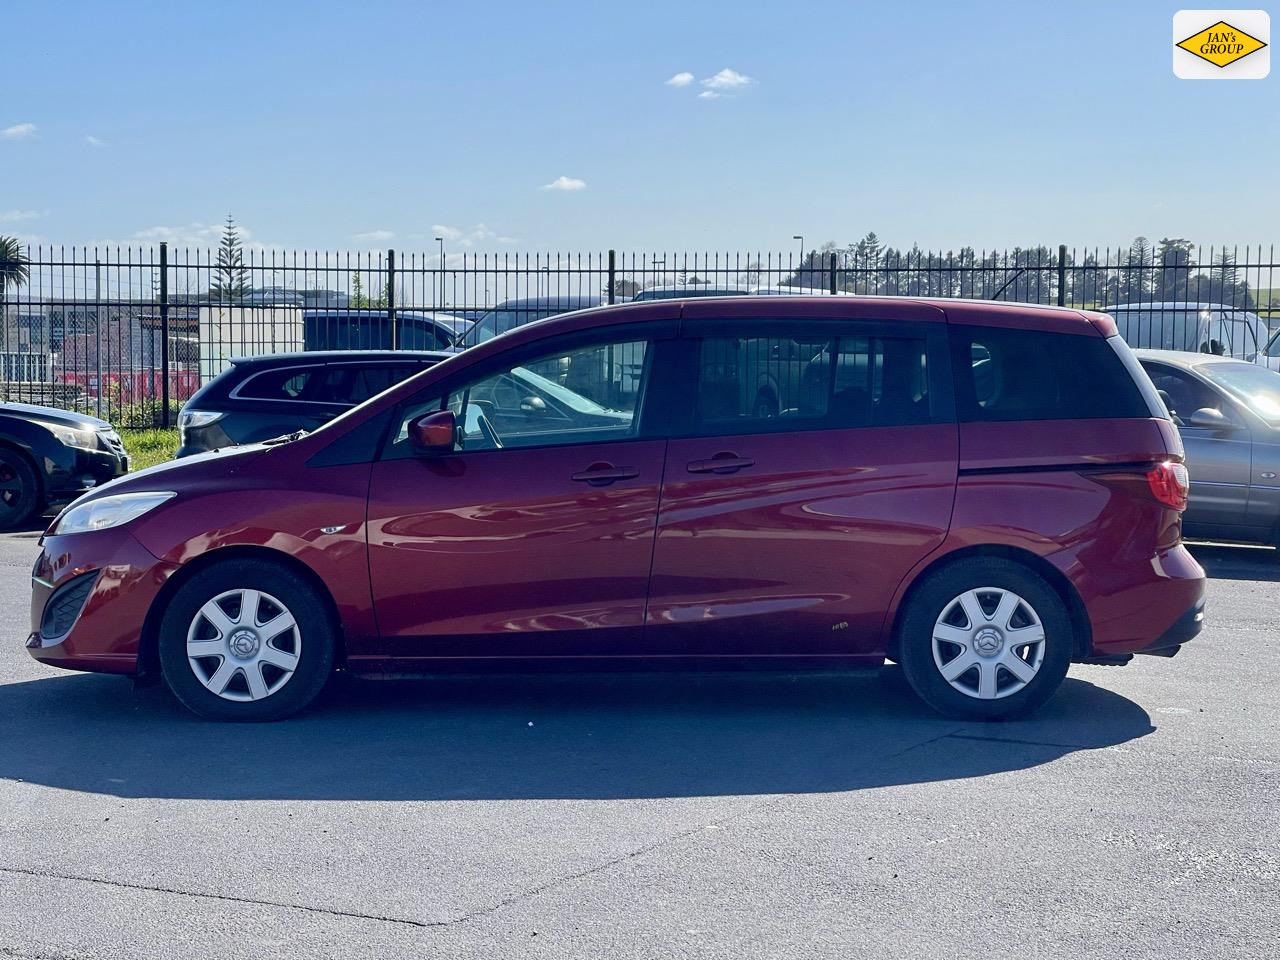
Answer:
[
  {"xmin": 1266, "ymin": 329, "xmax": 1280, "ymax": 359},
  {"xmin": 1200, "ymin": 362, "xmax": 1280, "ymax": 425},
  {"xmin": 468, "ymin": 307, "xmax": 570, "ymax": 344},
  {"xmin": 510, "ymin": 366, "xmax": 620, "ymax": 416}
]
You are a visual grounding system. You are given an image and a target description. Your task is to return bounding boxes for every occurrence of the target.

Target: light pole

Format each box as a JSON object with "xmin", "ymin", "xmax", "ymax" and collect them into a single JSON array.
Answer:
[
  {"xmin": 434, "ymin": 236, "xmax": 445, "ymax": 307},
  {"xmin": 94, "ymin": 259, "xmax": 103, "ymax": 418}
]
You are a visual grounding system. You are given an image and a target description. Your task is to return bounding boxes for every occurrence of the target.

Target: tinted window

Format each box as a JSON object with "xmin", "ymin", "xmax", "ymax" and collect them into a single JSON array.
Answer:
[
  {"xmin": 951, "ymin": 325, "xmax": 1149, "ymax": 422},
  {"xmin": 387, "ymin": 339, "xmax": 649, "ymax": 457},
  {"xmin": 312, "ymin": 364, "xmax": 424, "ymax": 405},
  {"xmin": 693, "ymin": 332, "xmax": 931, "ymax": 433},
  {"xmin": 236, "ymin": 366, "xmax": 319, "ymax": 401}
]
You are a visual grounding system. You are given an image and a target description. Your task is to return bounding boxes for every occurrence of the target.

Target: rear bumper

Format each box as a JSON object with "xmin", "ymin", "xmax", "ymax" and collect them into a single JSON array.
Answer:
[
  {"xmin": 1085, "ymin": 543, "xmax": 1206, "ymax": 658},
  {"xmin": 1135, "ymin": 594, "xmax": 1205, "ymax": 655}
]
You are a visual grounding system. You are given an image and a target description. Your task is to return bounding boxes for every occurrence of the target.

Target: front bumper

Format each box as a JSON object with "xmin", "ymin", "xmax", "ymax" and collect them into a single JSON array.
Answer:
[
  {"xmin": 26, "ymin": 530, "xmax": 176, "ymax": 675},
  {"xmin": 46, "ymin": 447, "xmax": 129, "ymax": 508}
]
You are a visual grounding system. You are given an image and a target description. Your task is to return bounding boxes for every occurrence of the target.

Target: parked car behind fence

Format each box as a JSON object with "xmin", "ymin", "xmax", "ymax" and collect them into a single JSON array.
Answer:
[{"xmin": 1108, "ymin": 302, "xmax": 1269, "ymax": 362}]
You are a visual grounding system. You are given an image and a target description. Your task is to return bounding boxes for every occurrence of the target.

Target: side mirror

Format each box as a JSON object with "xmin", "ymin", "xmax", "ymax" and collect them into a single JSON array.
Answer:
[
  {"xmin": 520, "ymin": 395, "xmax": 548, "ymax": 416},
  {"xmin": 1187, "ymin": 407, "xmax": 1236, "ymax": 431},
  {"xmin": 408, "ymin": 410, "xmax": 457, "ymax": 454}
]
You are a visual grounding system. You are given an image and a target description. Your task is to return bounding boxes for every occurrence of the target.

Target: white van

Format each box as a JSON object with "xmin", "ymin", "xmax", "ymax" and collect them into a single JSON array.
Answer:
[{"xmin": 1106, "ymin": 302, "xmax": 1268, "ymax": 363}]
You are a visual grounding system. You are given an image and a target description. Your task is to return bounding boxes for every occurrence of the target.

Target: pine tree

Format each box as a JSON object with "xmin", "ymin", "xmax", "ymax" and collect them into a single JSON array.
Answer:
[{"xmin": 208, "ymin": 215, "xmax": 250, "ymax": 303}]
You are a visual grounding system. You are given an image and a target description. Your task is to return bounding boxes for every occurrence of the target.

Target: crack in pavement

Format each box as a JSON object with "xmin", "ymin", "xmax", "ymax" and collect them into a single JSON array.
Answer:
[
  {"xmin": 0, "ymin": 865, "xmax": 436, "ymax": 930},
  {"xmin": 0, "ymin": 724, "xmax": 971, "ymax": 938}
]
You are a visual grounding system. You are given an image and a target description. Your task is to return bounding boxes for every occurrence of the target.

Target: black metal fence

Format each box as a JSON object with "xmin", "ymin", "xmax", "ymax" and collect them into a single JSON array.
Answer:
[{"xmin": 1, "ymin": 242, "xmax": 1276, "ymax": 428}]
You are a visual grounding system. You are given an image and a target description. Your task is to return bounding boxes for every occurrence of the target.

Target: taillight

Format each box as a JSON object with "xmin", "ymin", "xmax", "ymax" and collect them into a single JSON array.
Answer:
[{"xmin": 1146, "ymin": 461, "xmax": 1189, "ymax": 511}]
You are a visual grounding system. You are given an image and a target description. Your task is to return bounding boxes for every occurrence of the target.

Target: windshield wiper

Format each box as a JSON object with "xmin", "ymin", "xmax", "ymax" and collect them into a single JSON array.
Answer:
[{"xmin": 262, "ymin": 429, "xmax": 309, "ymax": 446}]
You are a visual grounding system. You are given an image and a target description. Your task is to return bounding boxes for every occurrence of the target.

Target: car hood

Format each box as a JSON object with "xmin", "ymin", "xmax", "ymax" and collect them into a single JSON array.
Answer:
[
  {"xmin": 73, "ymin": 442, "xmax": 272, "ymax": 503},
  {"xmin": 0, "ymin": 402, "xmax": 113, "ymax": 431}
]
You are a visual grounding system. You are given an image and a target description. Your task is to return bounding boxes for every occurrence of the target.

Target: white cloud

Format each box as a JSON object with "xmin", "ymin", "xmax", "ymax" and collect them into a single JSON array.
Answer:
[
  {"xmin": 698, "ymin": 90, "xmax": 720, "ymax": 100},
  {"xmin": 2, "ymin": 123, "xmax": 36, "ymax": 140},
  {"xmin": 702, "ymin": 68, "xmax": 754, "ymax": 91},
  {"xmin": 428, "ymin": 223, "xmax": 519, "ymax": 247},
  {"xmin": 540, "ymin": 176, "xmax": 587, "ymax": 192},
  {"xmin": 665, "ymin": 71, "xmax": 695, "ymax": 87},
  {"xmin": 85, "ymin": 135, "xmax": 105, "ymax": 147},
  {"xmin": 0, "ymin": 210, "xmax": 44, "ymax": 223},
  {"xmin": 132, "ymin": 221, "xmax": 255, "ymax": 246},
  {"xmin": 354, "ymin": 229, "xmax": 394, "ymax": 243}
]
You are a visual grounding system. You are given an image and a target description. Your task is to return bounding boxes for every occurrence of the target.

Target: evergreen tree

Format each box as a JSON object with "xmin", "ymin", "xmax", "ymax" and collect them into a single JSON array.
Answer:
[{"xmin": 208, "ymin": 215, "xmax": 251, "ymax": 303}]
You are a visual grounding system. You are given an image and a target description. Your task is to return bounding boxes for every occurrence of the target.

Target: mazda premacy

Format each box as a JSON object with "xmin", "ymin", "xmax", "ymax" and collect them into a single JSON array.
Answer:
[{"xmin": 27, "ymin": 297, "xmax": 1206, "ymax": 721}]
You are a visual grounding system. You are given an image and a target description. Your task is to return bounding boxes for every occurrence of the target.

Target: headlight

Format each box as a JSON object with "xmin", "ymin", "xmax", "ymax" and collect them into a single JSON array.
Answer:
[
  {"xmin": 52, "ymin": 491, "xmax": 176, "ymax": 536},
  {"xmin": 179, "ymin": 410, "xmax": 224, "ymax": 430},
  {"xmin": 49, "ymin": 426, "xmax": 100, "ymax": 450}
]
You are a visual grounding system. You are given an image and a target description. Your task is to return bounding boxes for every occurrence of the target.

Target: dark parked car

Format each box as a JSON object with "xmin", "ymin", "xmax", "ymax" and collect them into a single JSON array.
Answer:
[
  {"xmin": 177, "ymin": 350, "xmax": 451, "ymax": 456},
  {"xmin": 1138, "ymin": 349, "xmax": 1280, "ymax": 546},
  {"xmin": 302, "ymin": 309, "xmax": 471, "ymax": 351},
  {"xmin": 465, "ymin": 295, "xmax": 603, "ymax": 344},
  {"xmin": 29, "ymin": 297, "xmax": 1204, "ymax": 722},
  {"xmin": 0, "ymin": 403, "xmax": 128, "ymax": 530},
  {"xmin": 630, "ymin": 284, "xmax": 751, "ymax": 301}
]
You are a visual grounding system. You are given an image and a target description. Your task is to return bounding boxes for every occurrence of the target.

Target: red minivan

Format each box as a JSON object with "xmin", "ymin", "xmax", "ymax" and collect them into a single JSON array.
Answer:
[{"xmin": 27, "ymin": 297, "xmax": 1205, "ymax": 721}]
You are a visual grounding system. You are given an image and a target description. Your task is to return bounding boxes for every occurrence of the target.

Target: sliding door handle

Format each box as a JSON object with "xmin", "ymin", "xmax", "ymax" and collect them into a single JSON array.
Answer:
[{"xmin": 687, "ymin": 454, "xmax": 755, "ymax": 475}]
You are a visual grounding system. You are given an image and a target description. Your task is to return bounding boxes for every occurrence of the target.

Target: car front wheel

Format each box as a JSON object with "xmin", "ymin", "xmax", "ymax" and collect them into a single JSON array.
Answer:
[
  {"xmin": 158, "ymin": 559, "xmax": 336, "ymax": 721},
  {"xmin": 897, "ymin": 558, "xmax": 1073, "ymax": 720},
  {"xmin": 0, "ymin": 448, "xmax": 41, "ymax": 531}
]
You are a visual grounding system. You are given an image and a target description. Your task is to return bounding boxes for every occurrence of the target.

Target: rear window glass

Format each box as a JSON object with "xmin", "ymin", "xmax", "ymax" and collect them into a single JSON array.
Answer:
[
  {"xmin": 236, "ymin": 366, "xmax": 318, "ymax": 401},
  {"xmin": 313, "ymin": 364, "xmax": 424, "ymax": 405},
  {"xmin": 694, "ymin": 332, "xmax": 932, "ymax": 432},
  {"xmin": 950, "ymin": 325, "xmax": 1150, "ymax": 422}
]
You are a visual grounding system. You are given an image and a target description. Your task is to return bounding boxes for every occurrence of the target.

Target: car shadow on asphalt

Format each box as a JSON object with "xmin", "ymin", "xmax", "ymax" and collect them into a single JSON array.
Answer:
[
  {"xmin": 0, "ymin": 666, "xmax": 1152, "ymax": 801},
  {"xmin": 1188, "ymin": 542, "xmax": 1280, "ymax": 582}
]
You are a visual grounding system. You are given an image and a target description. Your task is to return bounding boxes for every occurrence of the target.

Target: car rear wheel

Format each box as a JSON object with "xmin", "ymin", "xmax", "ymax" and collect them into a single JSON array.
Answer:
[
  {"xmin": 158, "ymin": 559, "xmax": 335, "ymax": 721},
  {"xmin": 898, "ymin": 558, "xmax": 1073, "ymax": 719},
  {"xmin": 0, "ymin": 448, "xmax": 41, "ymax": 531}
]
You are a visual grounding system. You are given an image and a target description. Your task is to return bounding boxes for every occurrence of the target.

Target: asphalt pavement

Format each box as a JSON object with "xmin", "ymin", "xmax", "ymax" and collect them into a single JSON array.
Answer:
[{"xmin": 0, "ymin": 532, "xmax": 1275, "ymax": 959}]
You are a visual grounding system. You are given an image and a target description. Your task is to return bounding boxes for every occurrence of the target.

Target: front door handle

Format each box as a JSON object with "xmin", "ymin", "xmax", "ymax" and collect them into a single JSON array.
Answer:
[
  {"xmin": 571, "ymin": 462, "xmax": 640, "ymax": 486},
  {"xmin": 687, "ymin": 453, "xmax": 755, "ymax": 475}
]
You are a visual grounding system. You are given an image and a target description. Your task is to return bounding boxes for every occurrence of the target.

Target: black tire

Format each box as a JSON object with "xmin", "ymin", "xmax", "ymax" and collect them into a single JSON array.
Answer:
[
  {"xmin": 158, "ymin": 559, "xmax": 336, "ymax": 722},
  {"xmin": 0, "ymin": 447, "xmax": 42, "ymax": 531},
  {"xmin": 897, "ymin": 557, "xmax": 1073, "ymax": 720}
]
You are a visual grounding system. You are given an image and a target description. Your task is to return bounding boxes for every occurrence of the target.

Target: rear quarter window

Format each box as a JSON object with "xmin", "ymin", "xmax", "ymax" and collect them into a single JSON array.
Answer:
[
  {"xmin": 234, "ymin": 365, "xmax": 320, "ymax": 401},
  {"xmin": 950, "ymin": 324, "xmax": 1152, "ymax": 422}
]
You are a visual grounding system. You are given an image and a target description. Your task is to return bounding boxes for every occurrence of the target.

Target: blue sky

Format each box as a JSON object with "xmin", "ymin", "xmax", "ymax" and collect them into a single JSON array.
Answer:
[{"xmin": 2, "ymin": 0, "xmax": 1276, "ymax": 255}]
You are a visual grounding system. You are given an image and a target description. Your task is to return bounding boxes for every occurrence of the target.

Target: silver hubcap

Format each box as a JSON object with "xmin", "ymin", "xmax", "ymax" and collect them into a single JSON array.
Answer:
[
  {"xmin": 931, "ymin": 587, "xmax": 1046, "ymax": 700},
  {"xmin": 186, "ymin": 589, "xmax": 301, "ymax": 702}
]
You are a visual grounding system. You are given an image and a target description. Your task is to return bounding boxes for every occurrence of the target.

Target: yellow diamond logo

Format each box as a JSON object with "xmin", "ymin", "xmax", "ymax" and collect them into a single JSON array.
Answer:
[{"xmin": 1176, "ymin": 20, "xmax": 1267, "ymax": 68}]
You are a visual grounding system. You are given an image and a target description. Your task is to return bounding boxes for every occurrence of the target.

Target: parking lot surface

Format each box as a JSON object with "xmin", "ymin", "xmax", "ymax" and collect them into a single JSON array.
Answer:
[{"xmin": 0, "ymin": 532, "xmax": 1275, "ymax": 959}]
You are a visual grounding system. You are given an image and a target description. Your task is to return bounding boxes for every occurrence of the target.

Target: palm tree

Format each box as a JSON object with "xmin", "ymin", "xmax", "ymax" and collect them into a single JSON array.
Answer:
[{"xmin": 0, "ymin": 237, "xmax": 32, "ymax": 400}]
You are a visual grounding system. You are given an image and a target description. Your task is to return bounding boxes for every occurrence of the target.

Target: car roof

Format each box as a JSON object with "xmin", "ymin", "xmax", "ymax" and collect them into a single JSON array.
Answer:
[
  {"xmin": 635, "ymin": 284, "xmax": 751, "ymax": 293},
  {"xmin": 1104, "ymin": 301, "xmax": 1244, "ymax": 312},
  {"xmin": 460, "ymin": 296, "xmax": 1108, "ymax": 360},
  {"xmin": 229, "ymin": 349, "xmax": 452, "ymax": 367},
  {"xmin": 750, "ymin": 285, "xmax": 853, "ymax": 296},
  {"xmin": 1132, "ymin": 348, "xmax": 1254, "ymax": 368},
  {"xmin": 487, "ymin": 296, "xmax": 602, "ymax": 309}
]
